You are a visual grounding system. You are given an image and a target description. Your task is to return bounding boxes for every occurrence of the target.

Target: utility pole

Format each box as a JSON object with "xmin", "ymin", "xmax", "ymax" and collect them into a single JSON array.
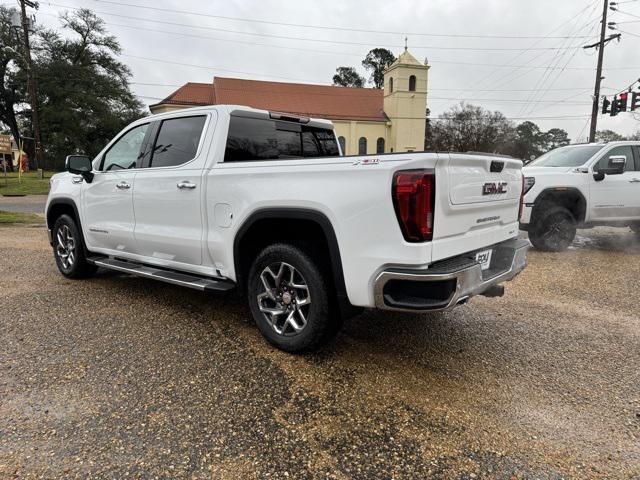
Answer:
[
  {"xmin": 18, "ymin": 0, "xmax": 43, "ymax": 170},
  {"xmin": 587, "ymin": 0, "xmax": 609, "ymax": 143},
  {"xmin": 585, "ymin": 0, "xmax": 622, "ymax": 143}
]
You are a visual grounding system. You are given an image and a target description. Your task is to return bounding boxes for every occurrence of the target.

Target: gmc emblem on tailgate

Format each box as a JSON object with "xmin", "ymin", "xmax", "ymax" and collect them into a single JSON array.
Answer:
[{"xmin": 482, "ymin": 181, "xmax": 508, "ymax": 195}]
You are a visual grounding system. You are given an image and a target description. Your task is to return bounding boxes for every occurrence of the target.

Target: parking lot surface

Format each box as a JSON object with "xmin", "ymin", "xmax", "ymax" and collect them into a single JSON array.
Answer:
[{"xmin": 1, "ymin": 226, "xmax": 639, "ymax": 479}]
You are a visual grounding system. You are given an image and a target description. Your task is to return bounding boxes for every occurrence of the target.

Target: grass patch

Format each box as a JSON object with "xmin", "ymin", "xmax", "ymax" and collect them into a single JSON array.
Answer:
[
  {"xmin": 0, "ymin": 210, "xmax": 45, "ymax": 224},
  {"xmin": 0, "ymin": 171, "xmax": 56, "ymax": 196}
]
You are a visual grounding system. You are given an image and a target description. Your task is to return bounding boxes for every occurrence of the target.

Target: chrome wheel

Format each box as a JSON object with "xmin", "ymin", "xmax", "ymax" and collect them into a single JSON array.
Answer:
[
  {"xmin": 56, "ymin": 224, "xmax": 76, "ymax": 270},
  {"xmin": 256, "ymin": 262, "xmax": 311, "ymax": 337}
]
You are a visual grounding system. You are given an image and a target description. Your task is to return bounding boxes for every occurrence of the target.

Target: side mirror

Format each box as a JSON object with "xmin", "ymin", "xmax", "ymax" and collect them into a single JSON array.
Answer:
[
  {"xmin": 65, "ymin": 155, "xmax": 93, "ymax": 183},
  {"xmin": 593, "ymin": 155, "xmax": 626, "ymax": 181},
  {"xmin": 606, "ymin": 155, "xmax": 626, "ymax": 175}
]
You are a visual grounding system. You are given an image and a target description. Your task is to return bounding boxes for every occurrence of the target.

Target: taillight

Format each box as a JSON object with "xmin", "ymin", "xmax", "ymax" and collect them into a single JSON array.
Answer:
[
  {"xmin": 392, "ymin": 170, "xmax": 435, "ymax": 242},
  {"xmin": 518, "ymin": 174, "xmax": 525, "ymax": 220}
]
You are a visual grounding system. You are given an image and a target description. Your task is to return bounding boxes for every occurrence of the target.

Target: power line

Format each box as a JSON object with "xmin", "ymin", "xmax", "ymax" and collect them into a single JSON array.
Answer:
[
  {"xmin": 522, "ymin": 6, "xmax": 603, "ymax": 115},
  {"xmin": 616, "ymin": 28, "xmax": 640, "ymax": 36},
  {"xmin": 525, "ymin": 89, "xmax": 595, "ymax": 116},
  {"xmin": 611, "ymin": 8, "xmax": 640, "ymax": 19},
  {"xmin": 121, "ymin": 54, "xmax": 324, "ymax": 84},
  {"xmin": 35, "ymin": 11, "xmax": 640, "ymax": 71},
  {"xmin": 433, "ymin": 86, "xmax": 613, "ymax": 91},
  {"xmin": 130, "ymin": 82, "xmax": 181, "ymax": 87},
  {"xmin": 428, "ymin": 96, "xmax": 590, "ymax": 105},
  {"xmin": 43, "ymin": 3, "xmax": 592, "ymax": 49},
  {"xmin": 130, "ymin": 82, "xmax": 612, "ymax": 93},
  {"xmin": 518, "ymin": 2, "xmax": 602, "ymax": 115},
  {"xmin": 452, "ymin": 1, "xmax": 601, "ymax": 104},
  {"xmin": 39, "ymin": 5, "xmax": 585, "ymax": 52},
  {"xmin": 130, "ymin": 94, "xmax": 592, "ymax": 121},
  {"xmin": 433, "ymin": 60, "xmax": 637, "ymax": 70},
  {"xmin": 215, "ymin": 87, "xmax": 593, "ymax": 104},
  {"xmin": 121, "ymin": 53, "xmax": 640, "ymax": 96},
  {"xmin": 473, "ymin": 18, "xmax": 601, "ymax": 104},
  {"xmin": 128, "ymin": 81, "xmax": 593, "ymax": 103},
  {"xmin": 355, "ymin": 114, "xmax": 592, "ymax": 120},
  {"xmin": 121, "ymin": 55, "xmax": 560, "ymax": 87},
  {"xmin": 87, "ymin": 0, "xmax": 595, "ymax": 40}
]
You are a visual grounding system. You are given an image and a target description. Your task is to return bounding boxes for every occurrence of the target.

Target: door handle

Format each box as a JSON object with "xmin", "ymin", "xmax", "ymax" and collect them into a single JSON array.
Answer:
[
  {"xmin": 177, "ymin": 181, "xmax": 197, "ymax": 190},
  {"xmin": 629, "ymin": 178, "xmax": 640, "ymax": 183},
  {"xmin": 116, "ymin": 181, "xmax": 131, "ymax": 190}
]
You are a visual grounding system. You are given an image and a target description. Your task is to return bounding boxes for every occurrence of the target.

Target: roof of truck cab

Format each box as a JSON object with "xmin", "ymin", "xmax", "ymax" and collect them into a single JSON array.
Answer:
[{"xmin": 143, "ymin": 104, "xmax": 334, "ymax": 127}]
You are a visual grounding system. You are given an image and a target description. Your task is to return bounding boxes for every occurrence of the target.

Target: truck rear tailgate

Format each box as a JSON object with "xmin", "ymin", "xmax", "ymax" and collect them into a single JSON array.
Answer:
[{"xmin": 432, "ymin": 153, "xmax": 522, "ymax": 261}]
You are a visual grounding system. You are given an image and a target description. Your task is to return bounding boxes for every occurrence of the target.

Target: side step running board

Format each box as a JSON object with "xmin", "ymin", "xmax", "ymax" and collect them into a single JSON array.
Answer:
[{"xmin": 87, "ymin": 256, "xmax": 235, "ymax": 292}]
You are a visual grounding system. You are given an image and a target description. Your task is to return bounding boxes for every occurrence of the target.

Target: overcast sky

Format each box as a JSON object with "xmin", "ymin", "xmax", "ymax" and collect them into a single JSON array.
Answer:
[{"xmin": 27, "ymin": 0, "xmax": 640, "ymax": 140}]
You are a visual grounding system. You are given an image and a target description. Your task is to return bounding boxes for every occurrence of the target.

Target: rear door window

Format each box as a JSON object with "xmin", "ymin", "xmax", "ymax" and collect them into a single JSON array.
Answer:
[
  {"xmin": 277, "ymin": 127, "xmax": 303, "ymax": 158},
  {"xmin": 224, "ymin": 116, "xmax": 339, "ymax": 161},
  {"xmin": 148, "ymin": 115, "xmax": 206, "ymax": 168}
]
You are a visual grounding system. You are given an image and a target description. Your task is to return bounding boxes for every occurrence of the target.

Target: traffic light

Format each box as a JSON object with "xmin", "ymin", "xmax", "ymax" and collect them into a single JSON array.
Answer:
[
  {"xmin": 617, "ymin": 92, "xmax": 628, "ymax": 112},
  {"xmin": 610, "ymin": 95, "xmax": 619, "ymax": 116},
  {"xmin": 631, "ymin": 92, "xmax": 640, "ymax": 111},
  {"xmin": 602, "ymin": 96, "xmax": 611, "ymax": 114}
]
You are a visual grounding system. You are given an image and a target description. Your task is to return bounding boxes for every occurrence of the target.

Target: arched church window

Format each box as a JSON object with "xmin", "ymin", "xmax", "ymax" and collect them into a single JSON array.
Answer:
[
  {"xmin": 409, "ymin": 75, "xmax": 416, "ymax": 92},
  {"xmin": 358, "ymin": 137, "xmax": 367, "ymax": 154},
  {"xmin": 389, "ymin": 77, "xmax": 393, "ymax": 93},
  {"xmin": 376, "ymin": 137, "xmax": 385, "ymax": 154}
]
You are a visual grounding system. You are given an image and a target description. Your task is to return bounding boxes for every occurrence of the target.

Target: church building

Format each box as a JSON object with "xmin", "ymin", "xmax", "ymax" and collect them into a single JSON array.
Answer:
[{"xmin": 149, "ymin": 48, "xmax": 429, "ymax": 155}]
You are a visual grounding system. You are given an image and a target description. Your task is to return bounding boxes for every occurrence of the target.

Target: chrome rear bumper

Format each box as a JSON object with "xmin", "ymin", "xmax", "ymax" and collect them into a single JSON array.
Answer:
[{"xmin": 373, "ymin": 238, "xmax": 529, "ymax": 312}]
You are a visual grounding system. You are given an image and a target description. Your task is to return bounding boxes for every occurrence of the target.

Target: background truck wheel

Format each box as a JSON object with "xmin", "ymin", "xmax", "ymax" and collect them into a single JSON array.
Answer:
[
  {"xmin": 631, "ymin": 224, "xmax": 640, "ymax": 236},
  {"xmin": 52, "ymin": 214, "xmax": 98, "ymax": 279},
  {"xmin": 528, "ymin": 207, "xmax": 576, "ymax": 252},
  {"xmin": 247, "ymin": 243, "xmax": 337, "ymax": 353}
]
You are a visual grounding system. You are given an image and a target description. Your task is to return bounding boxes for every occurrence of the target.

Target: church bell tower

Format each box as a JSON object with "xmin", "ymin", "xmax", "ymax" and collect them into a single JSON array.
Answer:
[{"xmin": 383, "ymin": 46, "xmax": 430, "ymax": 152}]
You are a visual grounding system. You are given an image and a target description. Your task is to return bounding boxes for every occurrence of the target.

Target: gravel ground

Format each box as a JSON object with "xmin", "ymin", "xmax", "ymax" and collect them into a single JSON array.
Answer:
[
  {"xmin": 0, "ymin": 196, "xmax": 47, "ymax": 215},
  {"xmin": 1, "ymin": 226, "xmax": 639, "ymax": 479}
]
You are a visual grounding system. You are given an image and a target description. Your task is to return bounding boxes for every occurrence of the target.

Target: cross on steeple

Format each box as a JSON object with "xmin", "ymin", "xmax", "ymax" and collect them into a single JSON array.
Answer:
[{"xmin": 404, "ymin": 37, "xmax": 408, "ymax": 51}]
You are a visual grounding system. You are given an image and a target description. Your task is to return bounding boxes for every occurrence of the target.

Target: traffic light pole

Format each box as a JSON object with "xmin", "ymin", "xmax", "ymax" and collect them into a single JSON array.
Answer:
[
  {"xmin": 587, "ymin": 0, "xmax": 609, "ymax": 143},
  {"xmin": 19, "ymin": 0, "xmax": 43, "ymax": 170}
]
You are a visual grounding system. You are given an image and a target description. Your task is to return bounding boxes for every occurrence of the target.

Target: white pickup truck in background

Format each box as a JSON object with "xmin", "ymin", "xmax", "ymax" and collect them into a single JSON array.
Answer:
[
  {"xmin": 45, "ymin": 105, "xmax": 529, "ymax": 352},
  {"xmin": 520, "ymin": 142, "xmax": 640, "ymax": 251}
]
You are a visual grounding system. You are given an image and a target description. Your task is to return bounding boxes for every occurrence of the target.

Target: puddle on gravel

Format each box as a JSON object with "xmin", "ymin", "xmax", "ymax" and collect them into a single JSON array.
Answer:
[{"xmin": 569, "ymin": 227, "xmax": 640, "ymax": 253}]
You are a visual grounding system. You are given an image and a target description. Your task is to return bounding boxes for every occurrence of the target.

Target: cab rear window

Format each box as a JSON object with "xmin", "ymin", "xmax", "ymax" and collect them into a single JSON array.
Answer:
[{"xmin": 224, "ymin": 116, "xmax": 339, "ymax": 162}]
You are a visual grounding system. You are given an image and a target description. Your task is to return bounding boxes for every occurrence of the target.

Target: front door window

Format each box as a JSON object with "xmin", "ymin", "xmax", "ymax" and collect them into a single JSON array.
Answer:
[
  {"xmin": 101, "ymin": 124, "xmax": 149, "ymax": 171},
  {"xmin": 594, "ymin": 145, "xmax": 636, "ymax": 172}
]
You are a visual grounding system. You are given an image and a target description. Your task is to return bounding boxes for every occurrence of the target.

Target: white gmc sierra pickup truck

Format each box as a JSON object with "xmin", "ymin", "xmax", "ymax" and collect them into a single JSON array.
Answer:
[
  {"xmin": 520, "ymin": 142, "xmax": 640, "ymax": 251},
  {"xmin": 46, "ymin": 105, "xmax": 529, "ymax": 352}
]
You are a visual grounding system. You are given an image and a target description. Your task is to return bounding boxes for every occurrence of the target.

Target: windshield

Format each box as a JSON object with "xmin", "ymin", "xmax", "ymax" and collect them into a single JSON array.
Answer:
[{"xmin": 529, "ymin": 145, "xmax": 604, "ymax": 168}]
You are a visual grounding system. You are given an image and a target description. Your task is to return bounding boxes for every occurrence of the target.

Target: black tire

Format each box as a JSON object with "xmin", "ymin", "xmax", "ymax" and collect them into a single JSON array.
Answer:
[
  {"xmin": 52, "ymin": 214, "xmax": 97, "ymax": 279},
  {"xmin": 528, "ymin": 207, "xmax": 576, "ymax": 252},
  {"xmin": 631, "ymin": 224, "xmax": 640, "ymax": 235},
  {"xmin": 247, "ymin": 243, "xmax": 338, "ymax": 353}
]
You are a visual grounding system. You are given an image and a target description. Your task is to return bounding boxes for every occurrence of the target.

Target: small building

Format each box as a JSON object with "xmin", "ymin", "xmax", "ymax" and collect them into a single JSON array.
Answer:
[{"xmin": 149, "ymin": 49, "xmax": 429, "ymax": 155}]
